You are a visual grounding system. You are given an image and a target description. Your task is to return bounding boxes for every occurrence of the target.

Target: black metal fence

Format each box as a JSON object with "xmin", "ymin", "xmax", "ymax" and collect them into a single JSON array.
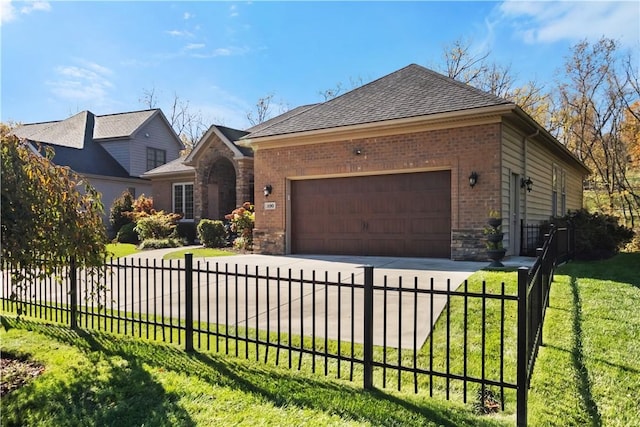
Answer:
[
  {"xmin": 1, "ymin": 230, "xmax": 568, "ymax": 426},
  {"xmin": 520, "ymin": 221, "xmax": 575, "ymax": 261}
]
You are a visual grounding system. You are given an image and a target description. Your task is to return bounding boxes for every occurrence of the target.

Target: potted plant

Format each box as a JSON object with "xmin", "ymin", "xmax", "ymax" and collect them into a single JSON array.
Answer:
[
  {"xmin": 487, "ymin": 209, "xmax": 502, "ymax": 228},
  {"xmin": 486, "ymin": 243, "xmax": 507, "ymax": 267},
  {"xmin": 485, "ymin": 210, "xmax": 506, "ymax": 267}
]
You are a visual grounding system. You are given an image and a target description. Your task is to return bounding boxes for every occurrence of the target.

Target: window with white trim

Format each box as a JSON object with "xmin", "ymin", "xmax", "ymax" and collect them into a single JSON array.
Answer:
[{"xmin": 173, "ymin": 183, "xmax": 194, "ymax": 220}]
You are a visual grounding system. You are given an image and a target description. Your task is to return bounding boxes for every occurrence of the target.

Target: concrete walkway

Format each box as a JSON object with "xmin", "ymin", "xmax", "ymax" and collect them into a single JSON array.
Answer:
[{"xmin": 117, "ymin": 248, "xmax": 535, "ymax": 349}]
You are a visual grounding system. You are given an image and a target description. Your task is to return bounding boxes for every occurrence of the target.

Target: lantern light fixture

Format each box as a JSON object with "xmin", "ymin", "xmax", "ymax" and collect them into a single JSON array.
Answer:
[
  {"xmin": 469, "ymin": 171, "xmax": 478, "ymax": 188},
  {"xmin": 521, "ymin": 177, "xmax": 533, "ymax": 192}
]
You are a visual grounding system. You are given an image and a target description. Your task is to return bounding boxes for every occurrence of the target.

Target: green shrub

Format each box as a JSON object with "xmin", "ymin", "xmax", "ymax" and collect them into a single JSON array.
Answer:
[
  {"xmin": 197, "ymin": 219, "xmax": 227, "ymax": 248},
  {"xmin": 115, "ymin": 222, "xmax": 138, "ymax": 244},
  {"xmin": 138, "ymin": 238, "xmax": 182, "ymax": 250},
  {"xmin": 176, "ymin": 222, "xmax": 197, "ymax": 245},
  {"xmin": 225, "ymin": 202, "xmax": 255, "ymax": 251},
  {"xmin": 560, "ymin": 209, "xmax": 634, "ymax": 260},
  {"xmin": 134, "ymin": 212, "xmax": 179, "ymax": 241},
  {"xmin": 109, "ymin": 190, "xmax": 134, "ymax": 233}
]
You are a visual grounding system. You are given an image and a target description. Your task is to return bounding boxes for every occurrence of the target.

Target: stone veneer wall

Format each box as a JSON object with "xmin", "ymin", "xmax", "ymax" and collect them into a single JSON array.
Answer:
[{"xmin": 451, "ymin": 229, "xmax": 487, "ymax": 261}]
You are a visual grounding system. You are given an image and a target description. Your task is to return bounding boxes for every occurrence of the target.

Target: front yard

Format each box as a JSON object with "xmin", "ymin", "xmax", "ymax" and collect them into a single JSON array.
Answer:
[{"xmin": 1, "ymin": 253, "xmax": 638, "ymax": 426}]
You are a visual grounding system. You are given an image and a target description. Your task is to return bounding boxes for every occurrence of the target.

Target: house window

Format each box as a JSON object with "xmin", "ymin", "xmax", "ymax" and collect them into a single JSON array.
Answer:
[
  {"xmin": 561, "ymin": 170, "xmax": 567, "ymax": 215},
  {"xmin": 552, "ymin": 165, "xmax": 558, "ymax": 217},
  {"xmin": 147, "ymin": 148, "xmax": 166, "ymax": 171},
  {"xmin": 173, "ymin": 183, "xmax": 194, "ymax": 220}
]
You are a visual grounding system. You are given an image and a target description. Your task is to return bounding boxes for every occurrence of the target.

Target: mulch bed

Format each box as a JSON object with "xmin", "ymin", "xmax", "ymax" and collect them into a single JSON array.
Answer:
[{"xmin": 0, "ymin": 354, "xmax": 45, "ymax": 397}]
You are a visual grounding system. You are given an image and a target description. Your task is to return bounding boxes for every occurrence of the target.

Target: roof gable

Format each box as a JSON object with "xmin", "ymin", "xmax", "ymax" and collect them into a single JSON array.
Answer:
[
  {"xmin": 246, "ymin": 64, "xmax": 512, "ymax": 138},
  {"xmin": 185, "ymin": 124, "xmax": 251, "ymax": 164},
  {"xmin": 12, "ymin": 108, "xmax": 178, "ymax": 179},
  {"xmin": 13, "ymin": 109, "xmax": 167, "ymax": 145},
  {"xmin": 93, "ymin": 109, "xmax": 158, "ymax": 139},
  {"xmin": 12, "ymin": 111, "xmax": 93, "ymax": 148}
]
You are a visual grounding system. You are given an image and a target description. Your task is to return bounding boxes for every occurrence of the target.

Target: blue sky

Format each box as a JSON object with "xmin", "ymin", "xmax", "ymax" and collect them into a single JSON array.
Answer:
[{"xmin": 2, "ymin": 1, "xmax": 638, "ymax": 130}]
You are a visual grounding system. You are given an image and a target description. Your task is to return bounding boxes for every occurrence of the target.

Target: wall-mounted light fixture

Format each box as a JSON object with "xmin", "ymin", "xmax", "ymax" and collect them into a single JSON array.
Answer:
[
  {"xmin": 521, "ymin": 177, "xmax": 533, "ymax": 192},
  {"xmin": 263, "ymin": 184, "xmax": 273, "ymax": 197},
  {"xmin": 469, "ymin": 171, "xmax": 478, "ymax": 188},
  {"xmin": 353, "ymin": 148, "xmax": 362, "ymax": 155}
]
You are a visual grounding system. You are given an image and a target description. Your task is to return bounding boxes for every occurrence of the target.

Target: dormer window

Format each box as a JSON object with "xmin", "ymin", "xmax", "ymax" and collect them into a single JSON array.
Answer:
[{"xmin": 146, "ymin": 147, "xmax": 166, "ymax": 171}]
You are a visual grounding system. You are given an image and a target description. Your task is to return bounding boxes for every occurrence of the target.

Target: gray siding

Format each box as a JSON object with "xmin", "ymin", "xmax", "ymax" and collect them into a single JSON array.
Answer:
[
  {"xmin": 100, "ymin": 140, "xmax": 131, "ymax": 173},
  {"xmin": 84, "ymin": 174, "xmax": 152, "ymax": 232},
  {"xmin": 501, "ymin": 123, "xmax": 526, "ymax": 255},
  {"xmin": 98, "ymin": 114, "xmax": 182, "ymax": 178},
  {"xmin": 130, "ymin": 116, "xmax": 182, "ymax": 177},
  {"xmin": 523, "ymin": 137, "xmax": 585, "ymax": 223}
]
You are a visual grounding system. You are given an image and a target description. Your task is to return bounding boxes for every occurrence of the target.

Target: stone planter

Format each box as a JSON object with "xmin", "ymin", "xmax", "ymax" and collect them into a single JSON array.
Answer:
[
  {"xmin": 487, "ymin": 248, "xmax": 507, "ymax": 268},
  {"xmin": 486, "ymin": 232, "xmax": 504, "ymax": 243},
  {"xmin": 487, "ymin": 217, "xmax": 502, "ymax": 228},
  {"xmin": 485, "ymin": 216, "xmax": 505, "ymax": 267}
]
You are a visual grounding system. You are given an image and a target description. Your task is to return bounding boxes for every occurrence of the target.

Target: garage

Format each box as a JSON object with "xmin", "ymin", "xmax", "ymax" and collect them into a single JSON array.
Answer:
[{"xmin": 291, "ymin": 171, "xmax": 451, "ymax": 257}]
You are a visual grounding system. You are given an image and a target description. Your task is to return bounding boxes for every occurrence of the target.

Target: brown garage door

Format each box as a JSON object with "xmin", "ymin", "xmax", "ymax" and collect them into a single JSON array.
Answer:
[{"xmin": 291, "ymin": 171, "xmax": 451, "ymax": 258}]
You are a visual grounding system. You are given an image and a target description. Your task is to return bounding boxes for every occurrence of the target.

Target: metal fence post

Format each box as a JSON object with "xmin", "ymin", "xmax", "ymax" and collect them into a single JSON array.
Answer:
[
  {"xmin": 363, "ymin": 265, "xmax": 374, "ymax": 390},
  {"xmin": 185, "ymin": 253, "xmax": 194, "ymax": 352},
  {"xmin": 517, "ymin": 266, "xmax": 529, "ymax": 427},
  {"xmin": 70, "ymin": 256, "xmax": 78, "ymax": 329}
]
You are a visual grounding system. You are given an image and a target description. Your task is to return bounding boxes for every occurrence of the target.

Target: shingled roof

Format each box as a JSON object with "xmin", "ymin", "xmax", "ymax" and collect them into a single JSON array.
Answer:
[
  {"xmin": 12, "ymin": 109, "xmax": 171, "ymax": 178},
  {"xmin": 245, "ymin": 64, "xmax": 513, "ymax": 139},
  {"xmin": 13, "ymin": 109, "xmax": 161, "ymax": 147}
]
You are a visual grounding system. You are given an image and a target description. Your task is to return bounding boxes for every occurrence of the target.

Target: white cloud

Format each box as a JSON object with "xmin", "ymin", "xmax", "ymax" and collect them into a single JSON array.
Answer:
[
  {"xmin": 1, "ymin": 0, "xmax": 50, "ymax": 25},
  {"xmin": 498, "ymin": 1, "xmax": 639, "ymax": 46},
  {"xmin": 183, "ymin": 12, "xmax": 193, "ymax": 20},
  {"xmin": 229, "ymin": 4, "xmax": 239, "ymax": 17},
  {"xmin": 185, "ymin": 43, "xmax": 205, "ymax": 50},
  {"xmin": 166, "ymin": 29, "xmax": 194, "ymax": 37},
  {"xmin": 48, "ymin": 61, "xmax": 114, "ymax": 103},
  {"xmin": 21, "ymin": 1, "xmax": 50, "ymax": 14},
  {"xmin": 191, "ymin": 46, "xmax": 250, "ymax": 58}
]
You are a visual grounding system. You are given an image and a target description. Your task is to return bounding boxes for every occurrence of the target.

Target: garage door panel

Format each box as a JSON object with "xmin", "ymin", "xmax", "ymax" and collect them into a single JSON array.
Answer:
[
  {"xmin": 292, "ymin": 171, "xmax": 451, "ymax": 257},
  {"xmin": 368, "ymin": 218, "xmax": 406, "ymax": 234},
  {"xmin": 324, "ymin": 238, "xmax": 364, "ymax": 254},
  {"xmin": 295, "ymin": 238, "xmax": 325, "ymax": 254},
  {"xmin": 368, "ymin": 239, "xmax": 405, "ymax": 256},
  {"xmin": 327, "ymin": 218, "xmax": 364, "ymax": 233}
]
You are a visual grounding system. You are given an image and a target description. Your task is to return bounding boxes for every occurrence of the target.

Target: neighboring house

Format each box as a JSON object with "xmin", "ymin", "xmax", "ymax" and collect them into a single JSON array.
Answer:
[
  {"xmin": 12, "ymin": 109, "xmax": 184, "ymax": 231},
  {"xmin": 240, "ymin": 64, "xmax": 590, "ymax": 260}
]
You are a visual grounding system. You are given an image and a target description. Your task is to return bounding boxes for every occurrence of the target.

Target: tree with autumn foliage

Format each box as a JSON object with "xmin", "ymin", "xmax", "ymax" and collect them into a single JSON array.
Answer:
[
  {"xmin": 556, "ymin": 38, "xmax": 640, "ymax": 227},
  {"xmin": 1, "ymin": 125, "xmax": 109, "ymax": 308}
]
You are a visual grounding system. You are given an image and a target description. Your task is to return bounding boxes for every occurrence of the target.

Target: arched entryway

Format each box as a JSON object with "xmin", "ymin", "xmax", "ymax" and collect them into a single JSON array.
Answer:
[{"xmin": 204, "ymin": 157, "xmax": 237, "ymax": 219}]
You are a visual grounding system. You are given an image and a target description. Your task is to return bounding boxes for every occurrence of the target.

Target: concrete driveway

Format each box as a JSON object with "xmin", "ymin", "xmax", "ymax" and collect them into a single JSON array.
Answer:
[{"xmin": 121, "ymin": 248, "xmax": 533, "ymax": 350}]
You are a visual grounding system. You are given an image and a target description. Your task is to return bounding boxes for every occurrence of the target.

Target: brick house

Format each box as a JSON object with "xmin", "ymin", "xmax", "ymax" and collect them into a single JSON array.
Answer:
[
  {"xmin": 143, "ymin": 125, "xmax": 254, "ymax": 222},
  {"xmin": 146, "ymin": 64, "xmax": 589, "ymax": 260},
  {"xmin": 241, "ymin": 64, "xmax": 589, "ymax": 260}
]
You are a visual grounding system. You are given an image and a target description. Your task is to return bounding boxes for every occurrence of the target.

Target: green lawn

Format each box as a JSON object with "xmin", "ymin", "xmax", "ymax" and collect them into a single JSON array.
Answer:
[
  {"xmin": 105, "ymin": 243, "xmax": 237, "ymax": 260},
  {"xmin": 106, "ymin": 243, "xmax": 139, "ymax": 258},
  {"xmin": 1, "ymin": 319, "xmax": 508, "ymax": 426},
  {"xmin": 1, "ymin": 253, "xmax": 638, "ymax": 426},
  {"xmin": 162, "ymin": 247, "xmax": 237, "ymax": 260},
  {"xmin": 527, "ymin": 253, "xmax": 640, "ymax": 426}
]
